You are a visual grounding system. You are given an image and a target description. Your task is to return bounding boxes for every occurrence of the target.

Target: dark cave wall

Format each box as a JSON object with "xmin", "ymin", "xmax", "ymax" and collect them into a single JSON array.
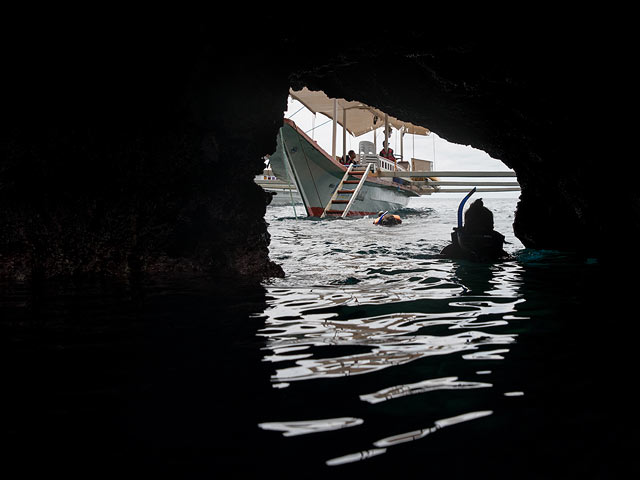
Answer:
[
  {"xmin": 286, "ymin": 30, "xmax": 637, "ymax": 258},
  {"xmin": 1, "ymin": 18, "xmax": 637, "ymax": 282},
  {"xmin": 1, "ymin": 20, "xmax": 289, "ymax": 281}
]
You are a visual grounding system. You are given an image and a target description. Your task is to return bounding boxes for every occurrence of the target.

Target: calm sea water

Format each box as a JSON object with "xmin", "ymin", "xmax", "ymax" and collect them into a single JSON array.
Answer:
[{"xmin": 2, "ymin": 194, "xmax": 637, "ymax": 478}]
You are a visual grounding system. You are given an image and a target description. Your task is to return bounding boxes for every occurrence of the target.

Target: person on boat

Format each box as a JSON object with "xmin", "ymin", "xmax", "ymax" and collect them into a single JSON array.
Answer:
[
  {"xmin": 440, "ymin": 191, "xmax": 507, "ymax": 261},
  {"xmin": 373, "ymin": 211, "xmax": 402, "ymax": 226},
  {"xmin": 342, "ymin": 150, "xmax": 357, "ymax": 165},
  {"xmin": 379, "ymin": 141, "xmax": 395, "ymax": 161}
]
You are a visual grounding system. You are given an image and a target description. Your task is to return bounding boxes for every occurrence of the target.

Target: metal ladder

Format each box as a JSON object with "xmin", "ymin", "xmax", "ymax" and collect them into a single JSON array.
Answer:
[{"xmin": 321, "ymin": 163, "xmax": 372, "ymax": 218}]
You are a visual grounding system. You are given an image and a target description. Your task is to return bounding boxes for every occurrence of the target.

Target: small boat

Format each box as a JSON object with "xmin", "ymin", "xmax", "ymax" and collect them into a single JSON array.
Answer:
[{"xmin": 268, "ymin": 88, "xmax": 437, "ymax": 218}]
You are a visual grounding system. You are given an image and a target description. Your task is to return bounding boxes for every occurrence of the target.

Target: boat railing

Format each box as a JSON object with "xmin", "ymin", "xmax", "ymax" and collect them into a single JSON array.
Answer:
[
  {"xmin": 358, "ymin": 140, "xmax": 398, "ymax": 171},
  {"xmin": 378, "ymin": 156, "xmax": 397, "ymax": 171},
  {"xmin": 360, "ymin": 153, "xmax": 397, "ymax": 171}
]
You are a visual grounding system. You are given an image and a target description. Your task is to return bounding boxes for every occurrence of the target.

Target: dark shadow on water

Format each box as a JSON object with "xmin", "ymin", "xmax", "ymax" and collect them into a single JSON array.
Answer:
[
  {"xmin": 0, "ymin": 274, "xmax": 272, "ymax": 477},
  {"xmin": 504, "ymin": 257, "xmax": 640, "ymax": 478},
  {"xmin": 2, "ymin": 254, "xmax": 639, "ymax": 478}
]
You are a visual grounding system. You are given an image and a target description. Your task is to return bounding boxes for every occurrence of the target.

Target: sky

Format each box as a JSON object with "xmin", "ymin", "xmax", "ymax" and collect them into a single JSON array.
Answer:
[{"xmin": 284, "ymin": 97, "xmax": 520, "ymax": 198}]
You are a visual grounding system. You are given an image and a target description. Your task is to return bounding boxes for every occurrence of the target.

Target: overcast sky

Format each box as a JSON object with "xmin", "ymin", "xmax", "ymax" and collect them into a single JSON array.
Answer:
[{"xmin": 284, "ymin": 97, "xmax": 519, "ymax": 197}]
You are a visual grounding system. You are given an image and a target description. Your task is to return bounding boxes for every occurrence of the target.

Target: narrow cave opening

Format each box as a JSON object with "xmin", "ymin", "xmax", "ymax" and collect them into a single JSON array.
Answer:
[{"xmin": 258, "ymin": 87, "xmax": 523, "ymax": 280}]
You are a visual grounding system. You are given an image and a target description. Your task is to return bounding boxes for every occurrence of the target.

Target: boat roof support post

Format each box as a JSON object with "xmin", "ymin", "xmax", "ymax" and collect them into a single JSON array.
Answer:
[
  {"xmin": 411, "ymin": 132, "xmax": 415, "ymax": 170},
  {"xmin": 384, "ymin": 114, "xmax": 389, "ymax": 152},
  {"xmin": 400, "ymin": 127, "xmax": 404, "ymax": 165},
  {"xmin": 332, "ymin": 98, "xmax": 337, "ymax": 161},
  {"xmin": 342, "ymin": 107, "xmax": 347, "ymax": 162},
  {"xmin": 373, "ymin": 127, "xmax": 377, "ymax": 153}
]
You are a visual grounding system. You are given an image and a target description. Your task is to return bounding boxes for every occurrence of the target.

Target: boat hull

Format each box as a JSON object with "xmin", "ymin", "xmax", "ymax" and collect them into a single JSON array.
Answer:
[{"xmin": 269, "ymin": 120, "xmax": 418, "ymax": 217}]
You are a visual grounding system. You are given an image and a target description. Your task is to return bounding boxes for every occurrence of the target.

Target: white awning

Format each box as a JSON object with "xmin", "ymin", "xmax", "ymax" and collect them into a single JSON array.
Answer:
[{"xmin": 289, "ymin": 87, "xmax": 430, "ymax": 137}]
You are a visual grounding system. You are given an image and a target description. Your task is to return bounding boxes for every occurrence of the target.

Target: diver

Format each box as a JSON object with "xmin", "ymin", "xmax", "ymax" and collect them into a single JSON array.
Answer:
[
  {"xmin": 440, "ymin": 188, "xmax": 508, "ymax": 261},
  {"xmin": 373, "ymin": 211, "xmax": 402, "ymax": 226}
]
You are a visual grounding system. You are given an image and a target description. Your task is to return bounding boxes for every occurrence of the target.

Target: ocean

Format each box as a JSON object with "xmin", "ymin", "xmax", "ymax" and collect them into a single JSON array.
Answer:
[
  {"xmin": 257, "ymin": 194, "xmax": 637, "ymax": 477},
  {"xmin": 2, "ymin": 194, "xmax": 637, "ymax": 478}
]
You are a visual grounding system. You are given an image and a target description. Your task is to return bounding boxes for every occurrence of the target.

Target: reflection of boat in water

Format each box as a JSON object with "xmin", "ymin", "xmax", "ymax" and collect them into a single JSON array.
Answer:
[
  {"xmin": 268, "ymin": 88, "xmax": 438, "ymax": 218},
  {"xmin": 254, "ymin": 160, "xmax": 302, "ymax": 206}
]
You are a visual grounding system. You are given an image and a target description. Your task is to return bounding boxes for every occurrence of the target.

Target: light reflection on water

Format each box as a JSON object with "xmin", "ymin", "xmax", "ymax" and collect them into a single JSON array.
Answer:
[
  {"xmin": 3, "ymin": 193, "xmax": 634, "ymax": 476},
  {"xmin": 359, "ymin": 376, "xmax": 492, "ymax": 404},
  {"xmin": 259, "ymin": 197, "xmax": 529, "ymax": 467},
  {"xmin": 262, "ymin": 315, "xmax": 517, "ymax": 383},
  {"xmin": 372, "ymin": 409, "xmax": 494, "ymax": 448},
  {"xmin": 258, "ymin": 417, "xmax": 364, "ymax": 437}
]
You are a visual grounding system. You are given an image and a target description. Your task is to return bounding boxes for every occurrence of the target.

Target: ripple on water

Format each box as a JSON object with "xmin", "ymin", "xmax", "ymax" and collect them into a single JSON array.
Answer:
[{"xmin": 259, "ymin": 198, "xmax": 527, "ymax": 468}]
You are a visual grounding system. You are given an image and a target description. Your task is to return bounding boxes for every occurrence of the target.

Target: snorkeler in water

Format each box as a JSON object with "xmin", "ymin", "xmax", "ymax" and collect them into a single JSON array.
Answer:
[
  {"xmin": 373, "ymin": 211, "xmax": 402, "ymax": 226},
  {"xmin": 440, "ymin": 189, "xmax": 507, "ymax": 261}
]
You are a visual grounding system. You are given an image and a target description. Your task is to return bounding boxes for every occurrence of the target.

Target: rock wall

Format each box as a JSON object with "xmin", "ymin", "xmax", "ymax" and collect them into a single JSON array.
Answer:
[
  {"xmin": 1, "ymin": 17, "xmax": 636, "ymax": 283},
  {"xmin": 285, "ymin": 29, "xmax": 637, "ymax": 260},
  {"xmin": 1, "ymin": 19, "xmax": 288, "ymax": 282}
]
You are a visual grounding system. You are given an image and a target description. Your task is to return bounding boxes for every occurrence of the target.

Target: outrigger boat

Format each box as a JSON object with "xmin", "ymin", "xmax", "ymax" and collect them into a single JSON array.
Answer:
[{"xmin": 268, "ymin": 88, "xmax": 438, "ymax": 218}]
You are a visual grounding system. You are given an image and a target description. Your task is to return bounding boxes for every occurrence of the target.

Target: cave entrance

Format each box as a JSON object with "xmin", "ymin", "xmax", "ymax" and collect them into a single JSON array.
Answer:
[
  {"xmin": 260, "ymin": 87, "xmax": 524, "ymax": 279},
  {"xmin": 257, "ymin": 88, "xmax": 519, "ymax": 218}
]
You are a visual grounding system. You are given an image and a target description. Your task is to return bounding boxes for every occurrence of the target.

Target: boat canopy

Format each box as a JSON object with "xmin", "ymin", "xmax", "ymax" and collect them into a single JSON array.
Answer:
[{"xmin": 289, "ymin": 87, "xmax": 430, "ymax": 137}]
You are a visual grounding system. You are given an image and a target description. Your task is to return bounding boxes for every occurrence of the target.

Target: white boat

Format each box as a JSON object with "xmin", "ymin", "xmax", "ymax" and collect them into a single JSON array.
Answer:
[{"xmin": 268, "ymin": 88, "xmax": 437, "ymax": 217}]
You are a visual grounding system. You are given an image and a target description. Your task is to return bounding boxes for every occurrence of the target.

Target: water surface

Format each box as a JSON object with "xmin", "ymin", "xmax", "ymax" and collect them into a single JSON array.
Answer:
[
  {"xmin": 256, "ymin": 195, "xmax": 638, "ymax": 477},
  {"xmin": 2, "ymin": 195, "xmax": 637, "ymax": 478}
]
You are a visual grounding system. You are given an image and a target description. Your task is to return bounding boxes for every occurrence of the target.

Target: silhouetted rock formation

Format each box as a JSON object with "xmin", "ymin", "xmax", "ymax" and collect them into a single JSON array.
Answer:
[{"xmin": 1, "ymin": 16, "xmax": 636, "ymax": 282}]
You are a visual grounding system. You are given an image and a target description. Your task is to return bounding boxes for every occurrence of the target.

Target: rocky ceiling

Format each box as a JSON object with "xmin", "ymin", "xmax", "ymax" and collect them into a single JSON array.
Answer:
[{"xmin": 1, "ymin": 15, "xmax": 636, "ymax": 282}]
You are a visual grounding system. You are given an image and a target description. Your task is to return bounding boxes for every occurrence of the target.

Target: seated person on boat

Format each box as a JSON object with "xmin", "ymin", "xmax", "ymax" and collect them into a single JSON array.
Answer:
[{"xmin": 341, "ymin": 150, "xmax": 358, "ymax": 165}]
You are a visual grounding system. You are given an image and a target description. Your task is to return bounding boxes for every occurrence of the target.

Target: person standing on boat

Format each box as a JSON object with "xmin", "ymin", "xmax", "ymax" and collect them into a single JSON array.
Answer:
[{"xmin": 379, "ymin": 141, "xmax": 395, "ymax": 161}]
